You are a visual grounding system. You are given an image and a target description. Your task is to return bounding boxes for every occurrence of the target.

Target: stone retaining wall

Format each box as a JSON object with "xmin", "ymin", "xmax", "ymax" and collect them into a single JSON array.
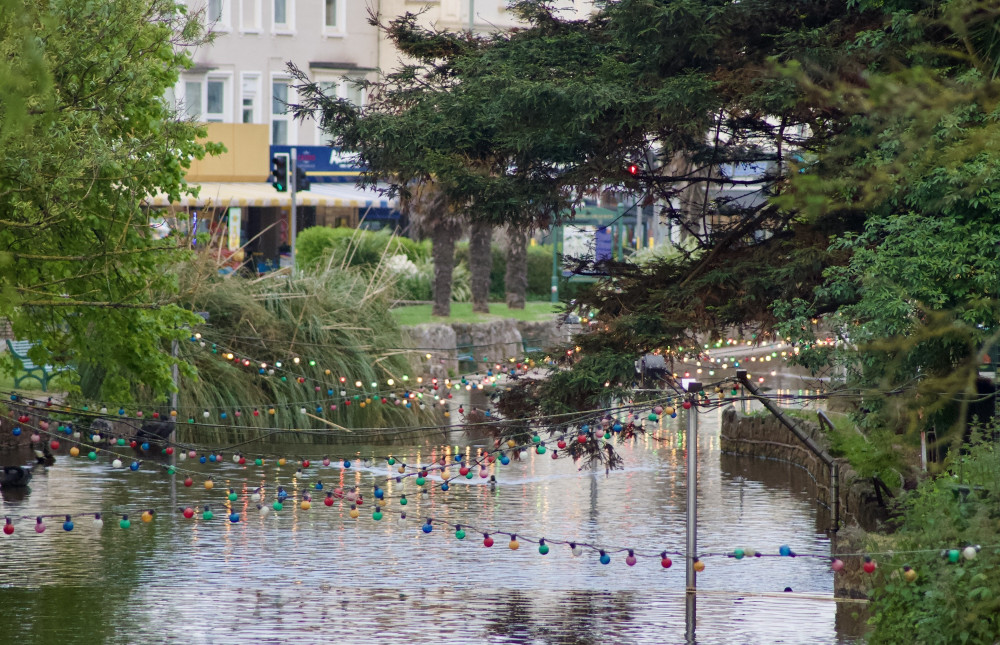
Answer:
[
  {"xmin": 402, "ymin": 318, "xmax": 570, "ymax": 379},
  {"xmin": 720, "ymin": 407, "xmax": 885, "ymax": 531},
  {"xmin": 720, "ymin": 406, "xmax": 889, "ymax": 599}
]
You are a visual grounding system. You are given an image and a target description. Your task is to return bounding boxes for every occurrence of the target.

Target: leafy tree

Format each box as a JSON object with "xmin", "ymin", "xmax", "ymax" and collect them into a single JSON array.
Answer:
[
  {"xmin": 0, "ymin": 0, "xmax": 220, "ymax": 399},
  {"xmin": 774, "ymin": 0, "xmax": 1000, "ymax": 446}
]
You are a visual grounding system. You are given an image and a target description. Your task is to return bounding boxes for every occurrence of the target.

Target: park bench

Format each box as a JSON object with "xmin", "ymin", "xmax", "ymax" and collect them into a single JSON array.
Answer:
[{"xmin": 5, "ymin": 340, "xmax": 59, "ymax": 392}]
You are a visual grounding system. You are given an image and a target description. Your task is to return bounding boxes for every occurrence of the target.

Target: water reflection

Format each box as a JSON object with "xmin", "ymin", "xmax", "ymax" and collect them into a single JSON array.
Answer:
[{"xmin": 0, "ymin": 402, "xmax": 865, "ymax": 644}]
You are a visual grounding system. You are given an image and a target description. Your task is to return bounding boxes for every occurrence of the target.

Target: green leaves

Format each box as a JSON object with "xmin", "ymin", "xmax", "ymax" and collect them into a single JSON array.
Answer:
[{"xmin": 0, "ymin": 0, "xmax": 215, "ymax": 399}]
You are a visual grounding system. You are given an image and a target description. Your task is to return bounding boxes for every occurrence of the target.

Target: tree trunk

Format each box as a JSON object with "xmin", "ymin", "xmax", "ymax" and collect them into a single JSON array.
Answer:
[
  {"xmin": 505, "ymin": 225, "xmax": 528, "ymax": 309},
  {"xmin": 431, "ymin": 226, "xmax": 459, "ymax": 317},
  {"xmin": 468, "ymin": 219, "xmax": 493, "ymax": 314}
]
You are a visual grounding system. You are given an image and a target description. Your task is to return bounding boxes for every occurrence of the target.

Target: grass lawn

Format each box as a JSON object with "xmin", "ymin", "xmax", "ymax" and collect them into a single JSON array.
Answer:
[{"xmin": 392, "ymin": 301, "xmax": 561, "ymax": 326}]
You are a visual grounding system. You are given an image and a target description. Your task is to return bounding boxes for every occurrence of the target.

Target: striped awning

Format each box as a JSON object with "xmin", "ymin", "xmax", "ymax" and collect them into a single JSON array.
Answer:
[
  {"xmin": 307, "ymin": 183, "xmax": 396, "ymax": 209},
  {"xmin": 144, "ymin": 183, "xmax": 385, "ymax": 209}
]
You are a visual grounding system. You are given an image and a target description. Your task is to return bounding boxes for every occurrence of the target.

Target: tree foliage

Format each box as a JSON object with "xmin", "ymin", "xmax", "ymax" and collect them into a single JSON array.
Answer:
[{"xmin": 0, "ymin": 0, "xmax": 220, "ymax": 399}]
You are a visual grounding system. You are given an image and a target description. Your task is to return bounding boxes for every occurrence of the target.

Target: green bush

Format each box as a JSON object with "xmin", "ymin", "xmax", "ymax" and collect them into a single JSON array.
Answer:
[
  {"xmin": 867, "ymin": 433, "xmax": 1000, "ymax": 644},
  {"xmin": 296, "ymin": 226, "xmax": 429, "ymax": 269},
  {"xmin": 526, "ymin": 244, "xmax": 553, "ymax": 300},
  {"xmin": 452, "ymin": 241, "xmax": 554, "ymax": 301},
  {"xmin": 390, "ymin": 257, "xmax": 472, "ymax": 303}
]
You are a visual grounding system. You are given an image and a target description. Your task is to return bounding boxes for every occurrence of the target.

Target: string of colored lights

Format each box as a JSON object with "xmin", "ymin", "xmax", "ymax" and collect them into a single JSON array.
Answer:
[
  {"xmin": 2, "ymin": 387, "xmax": 697, "ymax": 438},
  {"xmin": 4, "ymin": 398, "xmax": 989, "ymax": 582},
  {"xmin": 5, "ymin": 410, "xmax": 659, "ymax": 502},
  {"xmin": 1, "ymin": 479, "xmax": 990, "ymax": 582}
]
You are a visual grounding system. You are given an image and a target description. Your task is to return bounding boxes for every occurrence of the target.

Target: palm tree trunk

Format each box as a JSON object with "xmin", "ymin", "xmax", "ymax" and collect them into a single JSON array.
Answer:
[
  {"xmin": 431, "ymin": 226, "xmax": 460, "ymax": 317},
  {"xmin": 505, "ymin": 225, "xmax": 528, "ymax": 309},
  {"xmin": 468, "ymin": 219, "xmax": 493, "ymax": 314}
]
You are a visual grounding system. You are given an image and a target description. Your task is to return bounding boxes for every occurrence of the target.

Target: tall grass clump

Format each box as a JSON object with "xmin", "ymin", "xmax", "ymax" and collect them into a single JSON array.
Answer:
[{"xmin": 78, "ymin": 251, "xmax": 436, "ymax": 443}]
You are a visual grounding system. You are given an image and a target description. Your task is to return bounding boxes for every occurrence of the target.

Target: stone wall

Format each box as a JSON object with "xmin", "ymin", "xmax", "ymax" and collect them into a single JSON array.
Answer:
[
  {"xmin": 401, "ymin": 318, "xmax": 570, "ymax": 379},
  {"xmin": 720, "ymin": 407, "xmax": 885, "ymax": 531}
]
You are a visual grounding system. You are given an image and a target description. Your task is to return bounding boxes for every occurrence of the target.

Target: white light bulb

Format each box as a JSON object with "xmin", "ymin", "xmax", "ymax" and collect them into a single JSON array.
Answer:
[
  {"xmin": 571, "ymin": 546, "xmax": 583, "ymax": 557},
  {"xmin": 259, "ymin": 505, "xmax": 270, "ymax": 516},
  {"xmin": 112, "ymin": 459, "xmax": 123, "ymax": 468},
  {"xmin": 963, "ymin": 546, "xmax": 978, "ymax": 560},
  {"xmin": 251, "ymin": 493, "xmax": 261, "ymax": 502},
  {"xmin": 179, "ymin": 452, "xmax": 187, "ymax": 461},
  {"xmin": 233, "ymin": 454, "xmax": 241, "ymax": 463}
]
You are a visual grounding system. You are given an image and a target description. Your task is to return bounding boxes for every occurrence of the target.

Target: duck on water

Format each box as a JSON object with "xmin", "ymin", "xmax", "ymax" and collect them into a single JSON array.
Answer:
[{"xmin": 1, "ymin": 443, "xmax": 55, "ymax": 488}]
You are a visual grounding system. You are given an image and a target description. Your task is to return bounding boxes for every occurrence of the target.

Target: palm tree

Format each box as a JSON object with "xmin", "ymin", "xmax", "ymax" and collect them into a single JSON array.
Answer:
[
  {"xmin": 404, "ymin": 181, "xmax": 464, "ymax": 317},
  {"xmin": 468, "ymin": 219, "xmax": 493, "ymax": 313},
  {"xmin": 504, "ymin": 225, "xmax": 528, "ymax": 309}
]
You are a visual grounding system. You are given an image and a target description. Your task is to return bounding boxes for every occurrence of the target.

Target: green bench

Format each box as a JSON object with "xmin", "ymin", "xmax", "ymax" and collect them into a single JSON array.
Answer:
[{"xmin": 5, "ymin": 340, "xmax": 58, "ymax": 392}]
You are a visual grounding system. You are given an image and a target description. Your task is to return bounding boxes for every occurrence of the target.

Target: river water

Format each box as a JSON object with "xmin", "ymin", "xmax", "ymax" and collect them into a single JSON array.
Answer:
[{"xmin": 0, "ymin": 399, "xmax": 865, "ymax": 644}]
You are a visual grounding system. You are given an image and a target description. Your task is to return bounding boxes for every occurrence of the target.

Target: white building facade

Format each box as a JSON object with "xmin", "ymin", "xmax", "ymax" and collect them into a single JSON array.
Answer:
[{"xmin": 177, "ymin": 0, "xmax": 379, "ymax": 147}]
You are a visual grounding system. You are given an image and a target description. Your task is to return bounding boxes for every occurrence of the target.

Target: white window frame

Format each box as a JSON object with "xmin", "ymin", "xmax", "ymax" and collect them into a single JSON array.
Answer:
[
  {"xmin": 322, "ymin": 0, "xmax": 345, "ymax": 37},
  {"xmin": 204, "ymin": 73, "xmax": 233, "ymax": 123},
  {"xmin": 313, "ymin": 75, "xmax": 365, "ymax": 144},
  {"xmin": 270, "ymin": 75, "xmax": 295, "ymax": 145},
  {"xmin": 271, "ymin": 0, "xmax": 295, "ymax": 34},
  {"xmin": 179, "ymin": 73, "xmax": 233, "ymax": 123},
  {"xmin": 181, "ymin": 78, "xmax": 203, "ymax": 120},
  {"xmin": 240, "ymin": 72, "xmax": 261, "ymax": 124},
  {"xmin": 205, "ymin": 0, "xmax": 232, "ymax": 32},
  {"xmin": 239, "ymin": 0, "xmax": 262, "ymax": 33}
]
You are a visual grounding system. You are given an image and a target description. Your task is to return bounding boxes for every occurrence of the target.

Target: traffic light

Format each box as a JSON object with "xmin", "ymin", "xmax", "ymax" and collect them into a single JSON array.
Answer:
[
  {"xmin": 626, "ymin": 163, "xmax": 640, "ymax": 176},
  {"xmin": 271, "ymin": 153, "xmax": 289, "ymax": 192},
  {"xmin": 295, "ymin": 167, "xmax": 310, "ymax": 192}
]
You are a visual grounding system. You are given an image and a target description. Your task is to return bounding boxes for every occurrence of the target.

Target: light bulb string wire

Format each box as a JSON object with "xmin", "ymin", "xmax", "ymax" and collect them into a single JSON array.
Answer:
[
  {"xmin": 5, "ymin": 491, "xmax": 995, "ymax": 567},
  {"xmin": 4, "ymin": 389, "xmax": 690, "ymax": 440},
  {"xmin": 10, "ymin": 416, "xmax": 648, "ymax": 502}
]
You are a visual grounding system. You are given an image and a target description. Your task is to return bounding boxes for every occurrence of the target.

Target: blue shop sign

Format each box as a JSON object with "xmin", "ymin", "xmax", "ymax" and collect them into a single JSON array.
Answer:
[{"xmin": 269, "ymin": 145, "xmax": 363, "ymax": 183}]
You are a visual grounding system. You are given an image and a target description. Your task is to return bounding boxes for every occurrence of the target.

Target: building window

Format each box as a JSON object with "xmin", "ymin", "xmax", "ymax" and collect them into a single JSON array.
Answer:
[
  {"xmin": 272, "ymin": 79, "xmax": 292, "ymax": 144},
  {"xmin": 344, "ymin": 79, "xmax": 364, "ymax": 107},
  {"xmin": 241, "ymin": 73, "xmax": 260, "ymax": 124},
  {"xmin": 323, "ymin": 0, "xmax": 341, "ymax": 31},
  {"xmin": 184, "ymin": 80, "xmax": 202, "ymax": 119},
  {"xmin": 206, "ymin": 79, "xmax": 226, "ymax": 121},
  {"xmin": 273, "ymin": 0, "xmax": 293, "ymax": 31},
  {"xmin": 240, "ymin": 0, "xmax": 261, "ymax": 32},
  {"xmin": 182, "ymin": 75, "xmax": 231, "ymax": 122},
  {"xmin": 313, "ymin": 77, "xmax": 364, "ymax": 143},
  {"xmin": 204, "ymin": 0, "xmax": 230, "ymax": 30}
]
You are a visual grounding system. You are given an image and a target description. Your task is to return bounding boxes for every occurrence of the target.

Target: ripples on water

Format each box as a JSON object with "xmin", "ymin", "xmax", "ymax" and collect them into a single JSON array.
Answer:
[{"xmin": 0, "ymin": 407, "xmax": 864, "ymax": 644}]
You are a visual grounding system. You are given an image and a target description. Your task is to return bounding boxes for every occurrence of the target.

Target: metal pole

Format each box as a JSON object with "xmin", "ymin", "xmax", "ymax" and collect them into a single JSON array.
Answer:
[
  {"xmin": 170, "ymin": 338, "xmax": 178, "ymax": 508},
  {"xmin": 686, "ymin": 381, "xmax": 701, "ymax": 593},
  {"xmin": 550, "ymin": 225, "xmax": 559, "ymax": 304},
  {"xmin": 635, "ymin": 202, "xmax": 643, "ymax": 250},
  {"xmin": 290, "ymin": 147, "xmax": 297, "ymax": 272},
  {"xmin": 468, "ymin": 0, "xmax": 474, "ymax": 31}
]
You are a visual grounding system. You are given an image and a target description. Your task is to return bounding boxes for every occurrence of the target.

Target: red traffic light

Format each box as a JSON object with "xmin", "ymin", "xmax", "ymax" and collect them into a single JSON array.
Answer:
[{"xmin": 627, "ymin": 163, "xmax": 640, "ymax": 176}]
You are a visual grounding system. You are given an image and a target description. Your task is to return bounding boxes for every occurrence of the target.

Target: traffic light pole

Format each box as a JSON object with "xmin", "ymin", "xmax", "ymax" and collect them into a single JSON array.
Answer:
[{"xmin": 290, "ymin": 147, "xmax": 297, "ymax": 272}]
